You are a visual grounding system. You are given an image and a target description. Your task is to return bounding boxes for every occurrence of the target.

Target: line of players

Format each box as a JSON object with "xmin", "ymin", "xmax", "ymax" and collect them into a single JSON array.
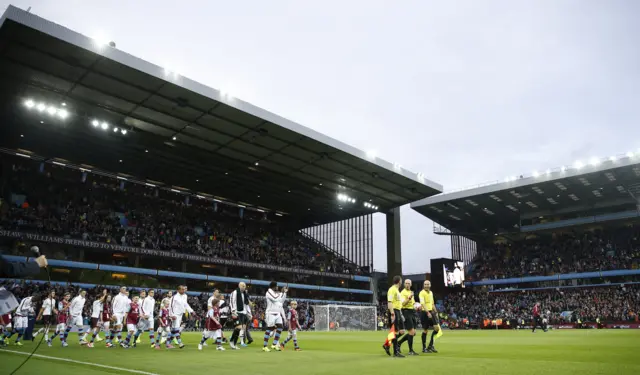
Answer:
[{"xmin": 0, "ymin": 281, "xmax": 302, "ymax": 352}]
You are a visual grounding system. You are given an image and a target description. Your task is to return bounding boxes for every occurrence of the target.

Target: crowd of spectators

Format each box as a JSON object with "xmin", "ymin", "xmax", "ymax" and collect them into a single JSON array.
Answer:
[
  {"xmin": 0, "ymin": 159, "xmax": 367, "ymax": 276},
  {"xmin": 442, "ymin": 285, "xmax": 640, "ymax": 324},
  {"xmin": 470, "ymin": 229, "xmax": 640, "ymax": 280}
]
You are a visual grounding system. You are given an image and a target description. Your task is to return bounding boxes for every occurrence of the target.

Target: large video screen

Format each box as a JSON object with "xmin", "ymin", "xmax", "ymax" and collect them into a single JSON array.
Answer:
[{"xmin": 443, "ymin": 260, "xmax": 465, "ymax": 288}]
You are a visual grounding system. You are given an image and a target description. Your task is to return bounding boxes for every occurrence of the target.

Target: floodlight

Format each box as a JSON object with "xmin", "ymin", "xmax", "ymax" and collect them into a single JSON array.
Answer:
[
  {"xmin": 627, "ymin": 151, "xmax": 634, "ymax": 158},
  {"xmin": 36, "ymin": 103, "xmax": 46, "ymax": 112},
  {"xmin": 366, "ymin": 150, "xmax": 377, "ymax": 159},
  {"xmin": 121, "ymin": 129, "xmax": 127, "ymax": 135},
  {"xmin": 172, "ymin": 136, "xmax": 177, "ymax": 141},
  {"xmin": 589, "ymin": 157, "xmax": 599, "ymax": 167},
  {"xmin": 561, "ymin": 166, "xmax": 566, "ymax": 172},
  {"xmin": 91, "ymin": 119, "xmax": 99, "ymax": 127},
  {"xmin": 101, "ymin": 122, "xmax": 109, "ymax": 130},
  {"xmin": 574, "ymin": 161, "xmax": 583, "ymax": 169},
  {"xmin": 114, "ymin": 127, "xmax": 119, "ymax": 133},
  {"xmin": 532, "ymin": 171, "xmax": 539, "ymax": 177},
  {"xmin": 546, "ymin": 169, "xmax": 551, "ymax": 175},
  {"xmin": 47, "ymin": 106, "xmax": 57, "ymax": 116},
  {"xmin": 24, "ymin": 99, "xmax": 35, "ymax": 108},
  {"xmin": 58, "ymin": 109, "xmax": 69, "ymax": 119}
]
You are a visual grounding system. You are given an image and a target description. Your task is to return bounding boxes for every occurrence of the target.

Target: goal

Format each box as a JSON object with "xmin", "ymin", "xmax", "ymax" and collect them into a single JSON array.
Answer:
[{"xmin": 313, "ymin": 305, "xmax": 378, "ymax": 331}]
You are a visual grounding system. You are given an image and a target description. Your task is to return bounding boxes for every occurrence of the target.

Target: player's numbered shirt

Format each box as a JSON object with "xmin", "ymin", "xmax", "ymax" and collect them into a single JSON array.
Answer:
[
  {"xmin": 42, "ymin": 298, "xmax": 55, "ymax": 316},
  {"xmin": 419, "ymin": 290, "xmax": 434, "ymax": 311},
  {"xmin": 387, "ymin": 285, "xmax": 402, "ymax": 310},
  {"xmin": 400, "ymin": 289, "xmax": 415, "ymax": 310},
  {"xmin": 127, "ymin": 302, "xmax": 140, "ymax": 325},
  {"xmin": 91, "ymin": 300, "xmax": 103, "ymax": 319}
]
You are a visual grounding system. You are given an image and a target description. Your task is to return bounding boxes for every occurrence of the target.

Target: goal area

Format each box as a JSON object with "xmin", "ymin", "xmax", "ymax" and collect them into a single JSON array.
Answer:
[{"xmin": 313, "ymin": 305, "xmax": 377, "ymax": 331}]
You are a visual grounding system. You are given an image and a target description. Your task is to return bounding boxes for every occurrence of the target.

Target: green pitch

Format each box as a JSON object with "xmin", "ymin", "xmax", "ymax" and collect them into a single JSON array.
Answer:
[{"xmin": 1, "ymin": 330, "xmax": 639, "ymax": 375}]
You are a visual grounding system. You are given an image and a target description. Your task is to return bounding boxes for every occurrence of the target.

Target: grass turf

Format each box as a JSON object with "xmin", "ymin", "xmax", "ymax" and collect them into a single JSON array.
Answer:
[{"xmin": 1, "ymin": 330, "xmax": 639, "ymax": 375}]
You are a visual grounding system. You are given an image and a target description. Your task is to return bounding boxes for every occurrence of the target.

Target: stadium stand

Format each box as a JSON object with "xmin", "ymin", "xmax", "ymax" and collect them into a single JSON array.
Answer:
[
  {"xmin": 410, "ymin": 152, "xmax": 640, "ymax": 328},
  {"xmin": 0, "ymin": 5, "xmax": 442, "ymax": 313}
]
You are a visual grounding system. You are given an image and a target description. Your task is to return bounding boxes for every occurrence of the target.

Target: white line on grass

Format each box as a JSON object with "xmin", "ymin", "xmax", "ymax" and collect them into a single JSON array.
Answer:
[{"xmin": 0, "ymin": 349, "xmax": 160, "ymax": 375}]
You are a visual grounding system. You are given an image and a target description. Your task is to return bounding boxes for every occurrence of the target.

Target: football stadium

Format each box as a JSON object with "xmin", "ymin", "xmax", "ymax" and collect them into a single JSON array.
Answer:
[{"xmin": 1, "ymin": 5, "xmax": 639, "ymax": 375}]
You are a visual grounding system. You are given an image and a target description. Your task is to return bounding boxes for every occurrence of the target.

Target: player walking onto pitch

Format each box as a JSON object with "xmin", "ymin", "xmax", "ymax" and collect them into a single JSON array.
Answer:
[
  {"xmin": 87, "ymin": 289, "xmax": 109, "ymax": 347},
  {"xmin": 280, "ymin": 301, "xmax": 301, "ymax": 351},
  {"xmin": 3, "ymin": 294, "xmax": 37, "ymax": 346},
  {"xmin": 419, "ymin": 280, "xmax": 441, "ymax": 353},
  {"xmin": 262, "ymin": 281, "xmax": 288, "ymax": 352},
  {"xmin": 48, "ymin": 292, "xmax": 71, "ymax": 347},
  {"xmin": 169, "ymin": 285, "xmax": 195, "ymax": 349},
  {"xmin": 34, "ymin": 290, "xmax": 56, "ymax": 342},
  {"xmin": 382, "ymin": 275, "xmax": 404, "ymax": 357},
  {"xmin": 65, "ymin": 290, "xmax": 88, "ymax": 345},
  {"xmin": 139, "ymin": 289, "xmax": 156, "ymax": 347},
  {"xmin": 111, "ymin": 286, "xmax": 129, "ymax": 347}
]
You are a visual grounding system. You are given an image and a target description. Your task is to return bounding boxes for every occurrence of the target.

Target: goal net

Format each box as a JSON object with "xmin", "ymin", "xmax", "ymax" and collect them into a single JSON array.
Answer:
[{"xmin": 313, "ymin": 305, "xmax": 377, "ymax": 331}]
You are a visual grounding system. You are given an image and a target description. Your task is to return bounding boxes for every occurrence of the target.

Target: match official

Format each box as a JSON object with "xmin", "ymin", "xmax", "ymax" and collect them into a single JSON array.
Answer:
[
  {"xmin": 382, "ymin": 275, "xmax": 404, "ymax": 358},
  {"xmin": 397, "ymin": 279, "xmax": 418, "ymax": 355},
  {"xmin": 419, "ymin": 280, "xmax": 440, "ymax": 353}
]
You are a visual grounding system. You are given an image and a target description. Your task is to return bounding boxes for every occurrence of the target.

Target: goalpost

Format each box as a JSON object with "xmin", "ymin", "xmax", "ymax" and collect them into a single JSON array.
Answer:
[{"xmin": 313, "ymin": 305, "xmax": 378, "ymax": 331}]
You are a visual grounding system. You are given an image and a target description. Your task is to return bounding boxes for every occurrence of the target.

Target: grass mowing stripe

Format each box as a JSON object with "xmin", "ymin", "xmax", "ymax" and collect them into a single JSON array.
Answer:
[{"xmin": 0, "ymin": 349, "xmax": 160, "ymax": 375}]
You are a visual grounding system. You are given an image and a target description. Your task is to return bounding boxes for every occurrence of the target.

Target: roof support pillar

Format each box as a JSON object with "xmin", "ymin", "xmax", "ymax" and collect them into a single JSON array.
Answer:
[{"xmin": 386, "ymin": 207, "xmax": 402, "ymax": 285}]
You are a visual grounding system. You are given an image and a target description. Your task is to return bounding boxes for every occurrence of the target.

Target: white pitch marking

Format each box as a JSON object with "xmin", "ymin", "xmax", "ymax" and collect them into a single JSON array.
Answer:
[{"xmin": 0, "ymin": 349, "xmax": 160, "ymax": 375}]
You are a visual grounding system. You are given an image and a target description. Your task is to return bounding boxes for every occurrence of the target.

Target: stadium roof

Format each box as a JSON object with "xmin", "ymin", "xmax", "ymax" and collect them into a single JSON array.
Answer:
[
  {"xmin": 0, "ymin": 6, "xmax": 442, "ymax": 226},
  {"xmin": 412, "ymin": 155, "xmax": 640, "ymax": 235}
]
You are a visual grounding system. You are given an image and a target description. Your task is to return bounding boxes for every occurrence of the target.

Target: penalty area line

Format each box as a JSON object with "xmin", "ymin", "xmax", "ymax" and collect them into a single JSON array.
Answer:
[{"xmin": 0, "ymin": 349, "xmax": 160, "ymax": 375}]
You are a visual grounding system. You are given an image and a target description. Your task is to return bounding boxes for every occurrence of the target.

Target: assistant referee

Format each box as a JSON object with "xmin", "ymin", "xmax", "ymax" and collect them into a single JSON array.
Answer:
[
  {"xmin": 419, "ymin": 280, "xmax": 440, "ymax": 353},
  {"xmin": 382, "ymin": 275, "xmax": 404, "ymax": 358},
  {"xmin": 398, "ymin": 279, "xmax": 418, "ymax": 355}
]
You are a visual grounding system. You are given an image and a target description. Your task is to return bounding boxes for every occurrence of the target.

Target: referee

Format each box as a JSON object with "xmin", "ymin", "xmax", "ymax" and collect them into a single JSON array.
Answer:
[
  {"xmin": 419, "ymin": 280, "xmax": 440, "ymax": 353},
  {"xmin": 397, "ymin": 279, "xmax": 418, "ymax": 355},
  {"xmin": 382, "ymin": 275, "xmax": 404, "ymax": 358}
]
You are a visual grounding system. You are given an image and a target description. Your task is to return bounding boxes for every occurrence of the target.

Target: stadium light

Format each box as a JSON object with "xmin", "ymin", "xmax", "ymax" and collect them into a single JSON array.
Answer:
[
  {"xmin": 532, "ymin": 171, "xmax": 539, "ymax": 177},
  {"xmin": 92, "ymin": 33, "xmax": 111, "ymax": 48},
  {"xmin": 574, "ymin": 161, "xmax": 583, "ymax": 170},
  {"xmin": 46, "ymin": 106, "xmax": 57, "ymax": 116},
  {"xmin": 36, "ymin": 103, "xmax": 46, "ymax": 112},
  {"xmin": 101, "ymin": 122, "xmax": 109, "ymax": 130},
  {"xmin": 58, "ymin": 109, "xmax": 69, "ymax": 119},
  {"xmin": 172, "ymin": 136, "xmax": 177, "ymax": 141},
  {"xmin": 121, "ymin": 129, "xmax": 127, "ymax": 135},
  {"xmin": 546, "ymin": 169, "xmax": 551, "ymax": 175},
  {"xmin": 589, "ymin": 157, "xmax": 600, "ymax": 167},
  {"xmin": 561, "ymin": 166, "xmax": 567, "ymax": 172},
  {"xmin": 91, "ymin": 119, "xmax": 99, "ymax": 127},
  {"xmin": 627, "ymin": 151, "xmax": 634, "ymax": 158},
  {"xmin": 610, "ymin": 156, "xmax": 617, "ymax": 162},
  {"xmin": 24, "ymin": 99, "xmax": 34, "ymax": 108},
  {"xmin": 366, "ymin": 150, "xmax": 377, "ymax": 159},
  {"xmin": 114, "ymin": 127, "xmax": 119, "ymax": 133}
]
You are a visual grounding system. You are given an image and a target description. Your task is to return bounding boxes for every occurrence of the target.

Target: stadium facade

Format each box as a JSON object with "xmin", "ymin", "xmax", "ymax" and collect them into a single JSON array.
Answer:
[
  {"xmin": 0, "ymin": 6, "xmax": 443, "ymax": 302},
  {"xmin": 412, "ymin": 153, "xmax": 640, "ymax": 291}
]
